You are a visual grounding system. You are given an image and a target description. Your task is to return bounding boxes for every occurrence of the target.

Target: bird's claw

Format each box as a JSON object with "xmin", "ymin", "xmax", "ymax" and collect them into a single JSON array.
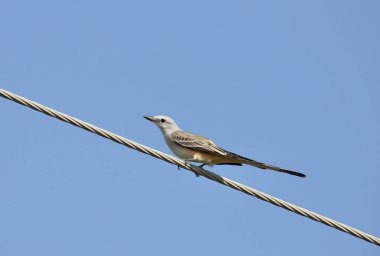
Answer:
[
  {"xmin": 177, "ymin": 161, "xmax": 200, "ymax": 177},
  {"xmin": 193, "ymin": 164, "xmax": 205, "ymax": 177},
  {"xmin": 178, "ymin": 160, "xmax": 190, "ymax": 171}
]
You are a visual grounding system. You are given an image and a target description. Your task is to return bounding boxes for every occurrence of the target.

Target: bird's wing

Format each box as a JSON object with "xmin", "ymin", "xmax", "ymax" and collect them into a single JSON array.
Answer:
[{"xmin": 171, "ymin": 131, "xmax": 228, "ymax": 156}]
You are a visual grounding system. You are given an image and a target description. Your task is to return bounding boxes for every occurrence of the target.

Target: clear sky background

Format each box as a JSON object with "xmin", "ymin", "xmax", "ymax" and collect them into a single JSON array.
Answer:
[{"xmin": 0, "ymin": 1, "xmax": 379, "ymax": 255}]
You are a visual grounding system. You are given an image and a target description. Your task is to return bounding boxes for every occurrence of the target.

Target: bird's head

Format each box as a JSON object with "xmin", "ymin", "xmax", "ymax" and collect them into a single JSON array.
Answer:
[{"xmin": 144, "ymin": 115, "xmax": 180, "ymax": 134}]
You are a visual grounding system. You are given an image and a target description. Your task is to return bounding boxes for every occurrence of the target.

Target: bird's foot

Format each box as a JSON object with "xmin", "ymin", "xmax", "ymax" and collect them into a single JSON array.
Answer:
[
  {"xmin": 177, "ymin": 161, "xmax": 200, "ymax": 177},
  {"xmin": 178, "ymin": 160, "xmax": 191, "ymax": 171},
  {"xmin": 192, "ymin": 163, "xmax": 206, "ymax": 177}
]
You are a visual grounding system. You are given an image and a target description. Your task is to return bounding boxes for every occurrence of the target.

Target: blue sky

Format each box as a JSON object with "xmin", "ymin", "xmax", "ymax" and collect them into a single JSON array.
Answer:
[{"xmin": 0, "ymin": 0, "xmax": 379, "ymax": 255}]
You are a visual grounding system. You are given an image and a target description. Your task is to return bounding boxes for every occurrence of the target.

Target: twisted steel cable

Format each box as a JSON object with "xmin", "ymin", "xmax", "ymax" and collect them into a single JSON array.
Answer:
[{"xmin": 1, "ymin": 88, "xmax": 379, "ymax": 246}]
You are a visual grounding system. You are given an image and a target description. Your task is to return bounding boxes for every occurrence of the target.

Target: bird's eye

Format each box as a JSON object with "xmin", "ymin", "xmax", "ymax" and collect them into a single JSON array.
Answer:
[{"xmin": 160, "ymin": 118, "xmax": 166, "ymax": 123}]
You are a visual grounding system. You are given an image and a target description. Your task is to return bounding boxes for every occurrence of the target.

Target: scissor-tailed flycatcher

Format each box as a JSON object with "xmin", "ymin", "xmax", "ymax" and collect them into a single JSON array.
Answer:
[{"xmin": 144, "ymin": 115, "xmax": 306, "ymax": 178}]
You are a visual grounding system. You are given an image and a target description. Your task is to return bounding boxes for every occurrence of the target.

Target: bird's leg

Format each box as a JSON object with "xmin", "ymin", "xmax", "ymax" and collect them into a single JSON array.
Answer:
[
  {"xmin": 178, "ymin": 160, "xmax": 190, "ymax": 171},
  {"xmin": 177, "ymin": 160, "xmax": 200, "ymax": 177},
  {"xmin": 192, "ymin": 163, "xmax": 206, "ymax": 177}
]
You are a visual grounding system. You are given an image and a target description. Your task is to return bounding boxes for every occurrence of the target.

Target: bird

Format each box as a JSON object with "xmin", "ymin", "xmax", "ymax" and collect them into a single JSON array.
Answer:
[{"xmin": 144, "ymin": 115, "xmax": 306, "ymax": 178}]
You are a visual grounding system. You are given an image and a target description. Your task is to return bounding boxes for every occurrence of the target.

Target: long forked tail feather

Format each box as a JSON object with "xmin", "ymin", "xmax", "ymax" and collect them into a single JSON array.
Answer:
[{"xmin": 229, "ymin": 153, "xmax": 306, "ymax": 178}]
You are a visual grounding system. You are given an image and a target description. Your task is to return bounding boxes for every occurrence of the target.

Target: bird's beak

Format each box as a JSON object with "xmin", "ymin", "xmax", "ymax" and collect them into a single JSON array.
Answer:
[{"xmin": 143, "ymin": 116, "xmax": 155, "ymax": 122}]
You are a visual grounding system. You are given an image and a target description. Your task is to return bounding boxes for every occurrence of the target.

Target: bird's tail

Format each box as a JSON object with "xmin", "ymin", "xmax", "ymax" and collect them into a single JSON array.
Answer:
[{"xmin": 230, "ymin": 153, "xmax": 306, "ymax": 178}]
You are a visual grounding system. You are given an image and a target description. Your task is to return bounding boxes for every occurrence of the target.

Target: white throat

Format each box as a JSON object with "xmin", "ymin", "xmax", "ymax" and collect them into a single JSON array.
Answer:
[{"xmin": 159, "ymin": 124, "xmax": 182, "ymax": 138}]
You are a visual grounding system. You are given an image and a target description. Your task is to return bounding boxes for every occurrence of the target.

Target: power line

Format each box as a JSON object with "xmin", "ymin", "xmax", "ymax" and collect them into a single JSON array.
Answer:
[{"xmin": 0, "ymin": 88, "xmax": 379, "ymax": 246}]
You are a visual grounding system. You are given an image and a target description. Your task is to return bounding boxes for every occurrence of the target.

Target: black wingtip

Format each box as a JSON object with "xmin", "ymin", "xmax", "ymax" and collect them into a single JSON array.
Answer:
[{"xmin": 285, "ymin": 170, "xmax": 306, "ymax": 178}]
